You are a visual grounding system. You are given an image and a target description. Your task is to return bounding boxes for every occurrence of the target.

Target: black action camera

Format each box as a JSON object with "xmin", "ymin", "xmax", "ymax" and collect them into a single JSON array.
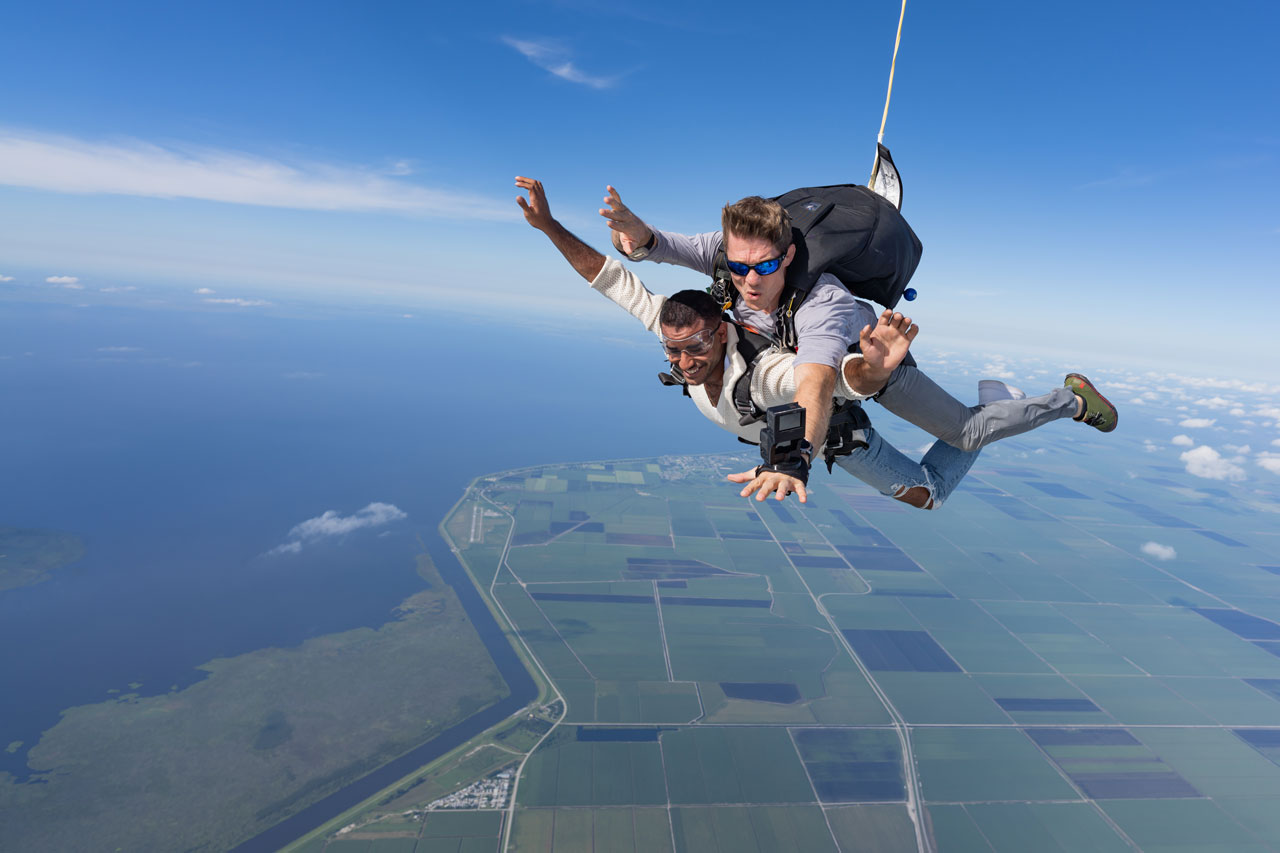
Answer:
[{"xmin": 759, "ymin": 403, "xmax": 807, "ymax": 468}]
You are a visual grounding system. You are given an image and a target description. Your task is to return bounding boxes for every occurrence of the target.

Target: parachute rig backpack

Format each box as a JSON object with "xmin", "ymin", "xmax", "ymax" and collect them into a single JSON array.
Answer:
[{"xmin": 711, "ymin": 184, "xmax": 923, "ymax": 351}]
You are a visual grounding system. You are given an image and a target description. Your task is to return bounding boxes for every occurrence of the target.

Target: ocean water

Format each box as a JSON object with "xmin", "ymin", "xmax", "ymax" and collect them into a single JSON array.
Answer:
[{"xmin": 0, "ymin": 296, "xmax": 708, "ymax": 778}]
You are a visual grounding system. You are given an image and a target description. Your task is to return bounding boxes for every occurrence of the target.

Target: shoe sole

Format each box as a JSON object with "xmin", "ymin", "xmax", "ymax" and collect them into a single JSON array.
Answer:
[{"xmin": 1065, "ymin": 373, "xmax": 1118, "ymax": 432}]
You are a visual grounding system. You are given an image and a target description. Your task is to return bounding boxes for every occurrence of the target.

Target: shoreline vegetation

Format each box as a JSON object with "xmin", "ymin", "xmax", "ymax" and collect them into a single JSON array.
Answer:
[
  {"xmin": 0, "ymin": 550, "xmax": 509, "ymax": 852},
  {"xmin": 279, "ymin": 474, "xmax": 566, "ymax": 851},
  {"xmin": 0, "ymin": 525, "xmax": 85, "ymax": 593}
]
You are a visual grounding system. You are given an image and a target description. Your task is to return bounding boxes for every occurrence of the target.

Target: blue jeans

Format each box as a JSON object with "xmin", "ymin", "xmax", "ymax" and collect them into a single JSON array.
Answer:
[{"xmin": 833, "ymin": 427, "xmax": 979, "ymax": 508}]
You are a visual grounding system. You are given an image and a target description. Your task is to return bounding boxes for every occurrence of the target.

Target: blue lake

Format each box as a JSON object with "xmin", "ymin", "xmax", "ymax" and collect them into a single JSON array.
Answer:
[{"xmin": 0, "ymin": 296, "xmax": 717, "ymax": 780}]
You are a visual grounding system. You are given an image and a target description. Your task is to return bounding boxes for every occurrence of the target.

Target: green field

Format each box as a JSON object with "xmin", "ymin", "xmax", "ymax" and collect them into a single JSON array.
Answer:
[{"xmin": 306, "ymin": 435, "xmax": 1280, "ymax": 852}]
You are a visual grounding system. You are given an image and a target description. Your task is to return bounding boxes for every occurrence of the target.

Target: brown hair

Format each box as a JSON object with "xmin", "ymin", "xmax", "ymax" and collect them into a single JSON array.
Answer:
[{"xmin": 721, "ymin": 196, "xmax": 791, "ymax": 254}]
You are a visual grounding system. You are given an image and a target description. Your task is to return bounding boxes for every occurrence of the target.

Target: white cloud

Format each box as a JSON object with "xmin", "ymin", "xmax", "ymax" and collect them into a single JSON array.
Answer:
[
  {"xmin": 1255, "ymin": 406, "xmax": 1280, "ymax": 421},
  {"xmin": 289, "ymin": 502, "xmax": 407, "ymax": 540},
  {"xmin": 1178, "ymin": 418, "xmax": 1216, "ymax": 429},
  {"xmin": 204, "ymin": 297, "xmax": 270, "ymax": 307},
  {"xmin": 267, "ymin": 541, "xmax": 303, "ymax": 556},
  {"xmin": 502, "ymin": 37, "xmax": 616, "ymax": 89},
  {"xmin": 269, "ymin": 502, "xmax": 408, "ymax": 556},
  {"xmin": 1230, "ymin": 408, "xmax": 1246, "ymax": 416},
  {"xmin": 193, "ymin": 287, "xmax": 215, "ymax": 294},
  {"xmin": 1142, "ymin": 439, "xmax": 1159, "ymax": 452},
  {"xmin": 99, "ymin": 285, "xmax": 137, "ymax": 292},
  {"xmin": 1180, "ymin": 445, "xmax": 1246, "ymax": 481},
  {"xmin": 46, "ymin": 275, "xmax": 79, "ymax": 284},
  {"xmin": 1258, "ymin": 453, "xmax": 1280, "ymax": 476},
  {"xmin": 1141, "ymin": 541, "xmax": 1177, "ymax": 561},
  {"xmin": 0, "ymin": 274, "xmax": 13, "ymax": 282},
  {"xmin": 0, "ymin": 129, "xmax": 516, "ymax": 220},
  {"xmin": 1195, "ymin": 396, "xmax": 1234, "ymax": 409},
  {"xmin": 1224, "ymin": 444, "xmax": 1251, "ymax": 455},
  {"xmin": 1272, "ymin": 439, "xmax": 1280, "ymax": 448},
  {"xmin": 1171, "ymin": 435, "xmax": 1195, "ymax": 447}
]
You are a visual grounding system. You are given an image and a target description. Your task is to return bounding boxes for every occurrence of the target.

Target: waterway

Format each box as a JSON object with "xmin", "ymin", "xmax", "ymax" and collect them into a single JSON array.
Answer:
[
  {"xmin": 0, "ymin": 295, "xmax": 720, "ymax": 845},
  {"xmin": 229, "ymin": 524, "xmax": 538, "ymax": 853}
]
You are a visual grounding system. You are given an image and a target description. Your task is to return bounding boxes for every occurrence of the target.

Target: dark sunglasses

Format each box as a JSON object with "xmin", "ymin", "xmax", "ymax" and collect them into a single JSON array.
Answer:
[{"xmin": 724, "ymin": 255, "xmax": 785, "ymax": 277}]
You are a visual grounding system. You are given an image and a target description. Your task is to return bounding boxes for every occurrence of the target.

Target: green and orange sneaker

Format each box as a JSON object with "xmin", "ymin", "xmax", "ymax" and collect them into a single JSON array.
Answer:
[{"xmin": 1065, "ymin": 373, "xmax": 1118, "ymax": 433}]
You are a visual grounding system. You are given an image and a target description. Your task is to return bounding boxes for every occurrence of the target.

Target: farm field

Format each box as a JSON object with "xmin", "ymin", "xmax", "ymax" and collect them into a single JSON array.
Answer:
[
  {"xmin": 440, "ymin": 444, "xmax": 1280, "ymax": 852},
  {"xmin": 303, "ymin": 415, "xmax": 1280, "ymax": 852}
]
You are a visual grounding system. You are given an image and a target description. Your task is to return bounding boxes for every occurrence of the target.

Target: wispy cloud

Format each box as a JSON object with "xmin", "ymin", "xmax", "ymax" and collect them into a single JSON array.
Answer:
[
  {"xmin": 97, "ymin": 346, "xmax": 141, "ymax": 352},
  {"xmin": 0, "ymin": 129, "xmax": 516, "ymax": 220},
  {"xmin": 268, "ymin": 541, "xmax": 303, "ymax": 556},
  {"xmin": 269, "ymin": 501, "xmax": 408, "ymax": 556},
  {"xmin": 46, "ymin": 275, "xmax": 79, "ymax": 285},
  {"xmin": 1179, "ymin": 445, "xmax": 1245, "ymax": 481},
  {"xmin": 204, "ymin": 297, "xmax": 270, "ymax": 307},
  {"xmin": 0, "ymin": 274, "xmax": 13, "ymax": 282},
  {"xmin": 1141, "ymin": 541, "xmax": 1177, "ymax": 561},
  {"xmin": 193, "ymin": 287, "xmax": 215, "ymax": 295},
  {"xmin": 99, "ymin": 285, "xmax": 137, "ymax": 293},
  {"xmin": 502, "ymin": 37, "xmax": 616, "ymax": 89},
  {"xmin": 1178, "ymin": 417, "xmax": 1216, "ymax": 429}
]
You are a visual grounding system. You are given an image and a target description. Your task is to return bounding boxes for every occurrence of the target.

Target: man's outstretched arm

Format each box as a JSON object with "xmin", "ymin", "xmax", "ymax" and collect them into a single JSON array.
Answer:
[{"xmin": 517, "ymin": 176, "xmax": 605, "ymax": 282}]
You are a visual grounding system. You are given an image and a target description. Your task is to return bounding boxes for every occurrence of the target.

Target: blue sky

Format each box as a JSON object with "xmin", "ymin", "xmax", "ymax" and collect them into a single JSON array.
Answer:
[{"xmin": 1, "ymin": 0, "xmax": 1277, "ymax": 371}]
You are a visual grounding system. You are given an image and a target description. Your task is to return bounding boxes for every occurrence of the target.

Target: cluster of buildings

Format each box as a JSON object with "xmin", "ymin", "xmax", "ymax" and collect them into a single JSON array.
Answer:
[{"xmin": 425, "ymin": 768, "xmax": 514, "ymax": 810}]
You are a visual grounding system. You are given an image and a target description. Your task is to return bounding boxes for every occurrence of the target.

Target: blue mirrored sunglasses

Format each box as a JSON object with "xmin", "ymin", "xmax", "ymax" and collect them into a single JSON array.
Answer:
[{"xmin": 724, "ymin": 255, "xmax": 784, "ymax": 277}]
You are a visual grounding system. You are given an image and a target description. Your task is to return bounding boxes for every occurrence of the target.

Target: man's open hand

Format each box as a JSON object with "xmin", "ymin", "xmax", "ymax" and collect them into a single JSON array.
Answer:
[
  {"xmin": 599, "ymin": 185, "xmax": 653, "ymax": 255},
  {"xmin": 727, "ymin": 467, "xmax": 808, "ymax": 504},
  {"xmin": 516, "ymin": 176, "xmax": 555, "ymax": 232},
  {"xmin": 848, "ymin": 310, "xmax": 919, "ymax": 394}
]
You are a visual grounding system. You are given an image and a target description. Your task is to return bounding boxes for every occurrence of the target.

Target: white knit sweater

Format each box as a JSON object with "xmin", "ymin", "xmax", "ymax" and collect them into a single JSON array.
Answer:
[{"xmin": 590, "ymin": 256, "xmax": 870, "ymax": 445}]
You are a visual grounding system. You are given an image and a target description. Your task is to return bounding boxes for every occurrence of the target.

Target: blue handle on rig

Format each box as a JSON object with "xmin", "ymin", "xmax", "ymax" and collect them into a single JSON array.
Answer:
[{"xmin": 902, "ymin": 288, "xmax": 917, "ymax": 302}]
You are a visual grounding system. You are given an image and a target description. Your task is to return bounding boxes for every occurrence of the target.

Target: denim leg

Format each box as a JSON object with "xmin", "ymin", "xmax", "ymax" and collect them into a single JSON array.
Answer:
[
  {"xmin": 875, "ymin": 365, "xmax": 1077, "ymax": 452},
  {"xmin": 833, "ymin": 428, "xmax": 980, "ymax": 508},
  {"xmin": 917, "ymin": 439, "xmax": 981, "ymax": 506}
]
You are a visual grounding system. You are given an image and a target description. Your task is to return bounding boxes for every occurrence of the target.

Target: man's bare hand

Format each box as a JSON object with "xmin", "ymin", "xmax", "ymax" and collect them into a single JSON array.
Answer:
[
  {"xmin": 847, "ymin": 310, "xmax": 919, "ymax": 394},
  {"xmin": 516, "ymin": 176, "xmax": 555, "ymax": 232},
  {"xmin": 599, "ymin": 185, "xmax": 653, "ymax": 255},
  {"xmin": 727, "ymin": 467, "xmax": 808, "ymax": 504}
]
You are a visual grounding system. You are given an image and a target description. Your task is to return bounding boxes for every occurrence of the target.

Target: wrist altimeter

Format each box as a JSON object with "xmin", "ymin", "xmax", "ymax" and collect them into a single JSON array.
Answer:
[{"xmin": 618, "ymin": 230, "xmax": 657, "ymax": 261}]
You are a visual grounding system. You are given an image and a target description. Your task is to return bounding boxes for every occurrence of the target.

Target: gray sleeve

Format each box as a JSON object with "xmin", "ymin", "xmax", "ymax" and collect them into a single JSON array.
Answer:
[
  {"xmin": 642, "ymin": 229, "xmax": 723, "ymax": 277},
  {"xmin": 791, "ymin": 278, "xmax": 877, "ymax": 369}
]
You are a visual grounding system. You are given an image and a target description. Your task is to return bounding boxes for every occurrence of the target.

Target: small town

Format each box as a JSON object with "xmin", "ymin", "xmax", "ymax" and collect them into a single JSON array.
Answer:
[{"xmin": 424, "ymin": 768, "xmax": 514, "ymax": 811}]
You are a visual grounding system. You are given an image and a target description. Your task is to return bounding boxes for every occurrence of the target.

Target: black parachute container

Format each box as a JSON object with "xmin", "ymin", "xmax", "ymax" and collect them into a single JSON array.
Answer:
[{"xmin": 774, "ymin": 182, "xmax": 921, "ymax": 310}]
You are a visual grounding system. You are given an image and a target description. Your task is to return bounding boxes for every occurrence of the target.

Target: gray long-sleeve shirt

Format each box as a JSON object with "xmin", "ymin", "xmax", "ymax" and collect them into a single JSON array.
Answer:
[{"xmin": 638, "ymin": 228, "xmax": 877, "ymax": 369}]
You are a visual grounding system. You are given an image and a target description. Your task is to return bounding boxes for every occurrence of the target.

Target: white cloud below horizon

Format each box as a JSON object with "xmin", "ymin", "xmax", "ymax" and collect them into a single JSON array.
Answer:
[
  {"xmin": 204, "ymin": 297, "xmax": 270, "ymax": 307},
  {"xmin": 269, "ymin": 501, "xmax": 408, "ymax": 556},
  {"xmin": 1141, "ymin": 541, "xmax": 1177, "ymax": 561},
  {"xmin": 1180, "ymin": 445, "xmax": 1245, "ymax": 481},
  {"xmin": 0, "ymin": 129, "xmax": 516, "ymax": 220}
]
